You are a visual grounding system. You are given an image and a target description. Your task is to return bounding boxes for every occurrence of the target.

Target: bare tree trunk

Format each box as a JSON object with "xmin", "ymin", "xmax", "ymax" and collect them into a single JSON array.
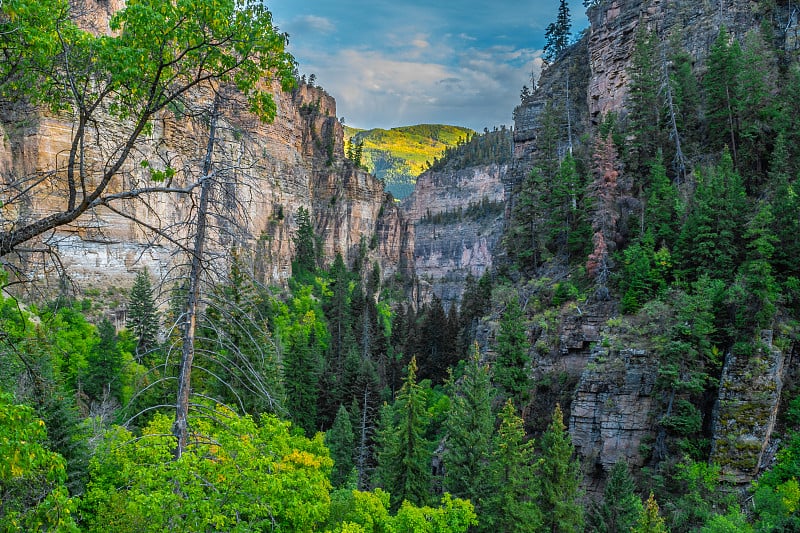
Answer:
[
  {"xmin": 356, "ymin": 385, "xmax": 371, "ymax": 490},
  {"xmin": 173, "ymin": 92, "xmax": 220, "ymax": 460},
  {"xmin": 661, "ymin": 47, "xmax": 687, "ymax": 182}
]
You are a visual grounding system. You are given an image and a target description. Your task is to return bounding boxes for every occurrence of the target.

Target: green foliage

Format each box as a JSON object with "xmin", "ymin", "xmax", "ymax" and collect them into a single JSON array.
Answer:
[
  {"xmin": 704, "ymin": 27, "xmax": 744, "ymax": 163},
  {"xmin": 484, "ymin": 399, "xmax": 542, "ymax": 532},
  {"xmin": 83, "ymin": 318, "xmax": 124, "ymax": 403},
  {"xmin": 293, "ymin": 206, "xmax": 318, "ymax": 279},
  {"xmin": 544, "ymin": 0, "xmax": 572, "ymax": 62},
  {"xmin": 82, "ymin": 406, "xmax": 333, "ymax": 532},
  {"xmin": 493, "ymin": 296, "xmax": 531, "ymax": 407},
  {"xmin": 589, "ymin": 461, "xmax": 643, "ymax": 533},
  {"xmin": 428, "ymin": 127, "xmax": 513, "ymax": 173},
  {"xmin": 675, "ymin": 150, "xmax": 747, "ymax": 282},
  {"xmin": 632, "ymin": 494, "xmax": 668, "ymax": 533},
  {"xmin": 443, "ymin": 344, "xmax": 494, "ymax": 516},
  {"xmin": 375, "ymin": 357, "xmax": 432, "ymax": 509},
  {"xmin": 125, "ymin": 269, "xmax": 160, "ymax": 361},
  {"xmin": 325, "ymin": 489, "xmax": 477, "ymax": 533},
  {"xmin": 327, "ymin": 405, "xmax": 356, "ymax": 488},
  {"xmin": 538, "ymin": 403, "xmax": 584, "ymax": 533},
  {"xmin": 619, "ymin": 232, "xmax": 671, "ymax": 314},
  {"xmin": 0, "ymin": 394, "xmax": 79, "ymax": 532},
  {"xmin": 661, "ymin": 459, "xmax": 736, "ymax": 532}
]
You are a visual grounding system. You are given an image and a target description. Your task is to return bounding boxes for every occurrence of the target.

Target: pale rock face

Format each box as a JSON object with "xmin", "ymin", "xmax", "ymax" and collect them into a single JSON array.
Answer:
[{"xmin": 402, "ymin": 164, "xmax": 506, "ymax": 308}]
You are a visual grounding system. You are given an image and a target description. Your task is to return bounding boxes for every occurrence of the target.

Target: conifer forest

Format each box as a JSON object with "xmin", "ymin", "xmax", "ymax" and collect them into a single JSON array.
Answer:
[{"xmin": 2, "ymin": 0, "xmax": 800, "ymax": 531}]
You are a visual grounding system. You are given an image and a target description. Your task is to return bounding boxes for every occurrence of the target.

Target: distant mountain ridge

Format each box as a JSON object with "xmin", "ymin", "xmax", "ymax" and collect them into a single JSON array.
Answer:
[{"xmin": 344, "ymin": 124, "xmax": 473, "ymax": 199}]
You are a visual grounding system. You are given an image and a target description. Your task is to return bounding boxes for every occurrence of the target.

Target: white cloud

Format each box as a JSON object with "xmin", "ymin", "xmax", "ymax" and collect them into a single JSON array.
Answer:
[
  {"xmin": 299, "ymin": 44, "xmax": 544, "ymax": 131},
  {"xmin": 289, "ymin": 15, "xmax": 335, "ymax": 35}
]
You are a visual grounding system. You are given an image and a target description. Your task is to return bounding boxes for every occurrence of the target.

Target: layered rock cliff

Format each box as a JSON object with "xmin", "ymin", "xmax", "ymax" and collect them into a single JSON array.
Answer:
[
  {"xmin": 401, "ymin": 164, "xmax": 506, "ymax": 309},
  {"xmin": 510, "ymin": 0, "xmax": 798, "ymax": 484}
]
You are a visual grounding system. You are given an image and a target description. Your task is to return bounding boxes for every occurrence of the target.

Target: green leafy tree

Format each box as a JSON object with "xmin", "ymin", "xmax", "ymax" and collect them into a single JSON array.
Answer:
[
  {"xmin": 493, "ymin": 296, "xmax": 530, "ymax": 407},
  {"xmin": 443, "ymin": 343, "xmax": 493, "ymax": 516},
  {"xmin": 0, "ymin": 0, "xmax": 295, "ymax": 258},
  {"xmin": 125, "ymin": 269, "xmax": 160, "ymax": 361},
  {"xmin": 327, "ymin": 405, "xmax": 356, "ymax": 488},
  {"xmin": 703, "ymin": 27, "xmax": 743, "ymax": 165},
  {"xmin": 376, "ymin": 357, "xmax": 432, "ymax": 509},
  {"xmin": 626, "ymin": 27, "xmax": 665, "ymax": 174},
  {"xmin": 644, "ymin": 155, "xmax": 680, "ymax": 249},
  {"xmin": 0, "ymin": 394, "xmax": 79, "ymax": 532},
  {"xmin": 675, "ymin": 149, "xmax": 747, "ymax": 282},
  {"xmin": 484, "ymin": 399, "xmax": 542, "ymax": 532},
  {"xmin": 82, "ymin": 405, "xmax": 333, "ymax": 532},
  {"xmin": 539, "ymin": 404, "xmax": 584, "ymax": 533},
  {"xmin": 589, "ymin": 461, "xmax": 643, "ymax": 533}
]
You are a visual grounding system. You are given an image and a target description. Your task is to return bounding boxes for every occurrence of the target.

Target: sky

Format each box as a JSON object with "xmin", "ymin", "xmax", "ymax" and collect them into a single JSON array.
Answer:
[{"xmin": 267, "ymin": 1, "xmax": 589, "ymax": 132}]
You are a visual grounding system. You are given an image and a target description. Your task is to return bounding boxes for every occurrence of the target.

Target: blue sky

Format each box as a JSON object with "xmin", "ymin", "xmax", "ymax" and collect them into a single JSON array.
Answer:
[{"xmin": 268, "ymin": 1, "xmax": 589, "ymax": 131}]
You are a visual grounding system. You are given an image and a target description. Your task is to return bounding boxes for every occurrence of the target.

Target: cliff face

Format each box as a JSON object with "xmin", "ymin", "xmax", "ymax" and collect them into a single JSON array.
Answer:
[
  {"xmin": 0, "ymin": 78, "xmax": 409, "ymax": 290},
  {"xmin": 402, "ymin": 164, "xmax": 506, "ymax": 309},
  {"xmin": 510, "ymin": 0, "xmax": 796, "ymax": 482}
]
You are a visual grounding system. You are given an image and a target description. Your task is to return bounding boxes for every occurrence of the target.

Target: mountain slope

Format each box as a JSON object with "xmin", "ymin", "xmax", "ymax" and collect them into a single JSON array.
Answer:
[{"xmin": 345, "ymin": 124, "xmax": 474, "ymax": 198}]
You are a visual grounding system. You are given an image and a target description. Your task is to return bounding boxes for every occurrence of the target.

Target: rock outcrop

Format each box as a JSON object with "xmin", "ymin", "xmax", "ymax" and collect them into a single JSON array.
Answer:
[{"xmin": 402, "ymin": 164, "xmax": 506, "ymax": 308}]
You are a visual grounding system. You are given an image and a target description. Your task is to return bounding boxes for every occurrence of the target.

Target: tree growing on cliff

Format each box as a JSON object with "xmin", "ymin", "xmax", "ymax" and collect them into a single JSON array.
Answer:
[
  {"xmin": 544, "ymin": 0, "xmax": 572, "ymax": 62},
  {"xmin": 0, "ymin": 0, "xmax": 295, "ymax": 262}
]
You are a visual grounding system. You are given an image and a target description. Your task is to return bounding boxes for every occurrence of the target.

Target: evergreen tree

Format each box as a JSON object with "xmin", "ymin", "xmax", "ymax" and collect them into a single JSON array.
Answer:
[
  {"xmin": 493, "ymin": 296, "xmax": 530, "ymax": 408},
  {"xmin": 326, "ymin": 404, "xmax": 356, "ymax": 488},
  {"xmin": 443, "ymin": 343, "xmax": 494, "ymax": 515},
  {"xmin": 645, "ymin": 154, "xmax": 679, "ymax": 249},
  {"xmin": 484, "ymin": 399, "xmax": 542, "ymax": 532},
  {"xmin": 627, "ymin": 27, "xmax": 665, "ymax": 175},
  {"xmin": 544, "ymin": 0, "xmax": 572, "ymax": 62},
  {"xmin": 293, "ymin": 206, "xmax": 317, "ymax": 278},
  {"xmin": 538, "ymin": 404, "xmax": 584, "ymax": 533},
  {"xmin": 84, "ymin": 318, "xmax": 123, "ymax": 403},
  {"xmin": 376, "ymin": 357, "xmax": 432, "ymax": 509},
  {"xmin": 704, "ymin": 27, "xmax": 743, "ymax": 165},
  {"xmin": 493, "ymin": 297, "xmax": 530, "ymax": 409},
  {"xmin": 589, "ymin": 461, "xmax": 643, "ymax": 533},
  {"xmin": 633, "ymin": 494, "xmax": 668, "ymax": 533},
  {"xmin": 675, "ymin": 149, "xmax": 747, "ymax": 282},
  {"xmin": 125, "ymin": 268, "xmax": 160, "ymax": 361}
]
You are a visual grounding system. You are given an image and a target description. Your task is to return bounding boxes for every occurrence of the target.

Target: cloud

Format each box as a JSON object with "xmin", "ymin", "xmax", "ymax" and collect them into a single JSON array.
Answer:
[
  {"xmin": 288, "ymin": 15, "xmax": 335, "ymax": 35},
  {"xmin": 299, "ymin": 44, "xmax": 544, "ymax": 131}
]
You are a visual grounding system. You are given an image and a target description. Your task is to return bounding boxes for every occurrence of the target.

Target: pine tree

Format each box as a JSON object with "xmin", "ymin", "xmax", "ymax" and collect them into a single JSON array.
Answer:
[
  {"xmin": 443, "ymin": 343, "xmax": 494, "ymax": 515},
  {"xmin": 645, "ymin": 154, "xmax": 679, "ymax": 249},
  {"xmin": 704, "ymin": 27, "xmax": 743, "ymax": 165},
  {"xmin": 544, "ymin": 0, "xmax": 572, "ymax": 62},
  {"xmin": 539, "ymin": 404, "xmax": 584, "ymax": 533},
  {"xmin": 376, "ymin": 357, "xmax": 432, "ymax": 509},
  {"xmin": 126, "ymin": 268, "xmax": 160, "ymax": 361},
  {"xmin": 493, "ymin": 296, "xmax": 530, "ymax": 407},
  {"xmin": 484, "ymin": 399, "xmax": 542, "ymax": 532},
  {"xmin": 293, "ymin": 206, "xmax": 317, "ymax": 278},
  {"xmin": 627, "ymin": 27, "xmax": 665, "ymax": 175},
  {"xmin": 589, "ymin": 461, "xmax": 643, "ymax": 533},
  {"xmin": 84, "ymin": 318, "xmax": 123, "ymax": 403},
  {"xmin": 326, "ymin": 404, "xmax": 356, "ymax": 488},
  {"xmin": 675, "ymin": 148, "xmax": 747, "ymax": 282},
  {"xmin": 632, "ymin": 494, "xmax": 668, "ymax": 533}
]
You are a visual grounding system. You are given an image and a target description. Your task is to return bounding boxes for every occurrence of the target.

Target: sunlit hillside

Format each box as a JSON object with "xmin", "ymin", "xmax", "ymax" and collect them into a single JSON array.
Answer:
[{"xmin": 345, "ymin": 124, "xmax": 474, "ymax": 198}]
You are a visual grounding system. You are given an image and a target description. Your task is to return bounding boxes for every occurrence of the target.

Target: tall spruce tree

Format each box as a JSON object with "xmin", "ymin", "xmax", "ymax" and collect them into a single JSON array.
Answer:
[
  {"xmin": 589, "ymin": 461, "xmax": 643, "ymax": 533},
  {"xmin": 539, "ymin": 404, "xmax": 584, "ymax": 533},
  {"xmin": 544, "ymin": 0, "xmax": 572, "ymax": 62},
  {"xmin": 493, "ymin": 296, "xmax": 530, "ymax": 407},
  {"xmin": 485, "ymin": 399, "xmax": 542, "ymax": 532},
  {"xmin": 443, "ymin": 343, "xmax": 494, "ymax": 516},
  {"xmin": 126, "ymin": 268, "xmax": 160, "ymax": 361},
  {"xmin": 376, "ymin": 357, "xmax": 432, "ymax": 509},
  {"xmin": 293, "ymin": 206, "xmax": 317, "ymax": 278},
  {"xmin": 704, "ymin": 27, "xmax": 743, "ymax": 165},
  {"xmin": 326, "ymin": 404, "xmax": 356, "ymax": 488},
  {"xmin": 84, "ymin": 318, "xmax": 123, "ymax": 403}
]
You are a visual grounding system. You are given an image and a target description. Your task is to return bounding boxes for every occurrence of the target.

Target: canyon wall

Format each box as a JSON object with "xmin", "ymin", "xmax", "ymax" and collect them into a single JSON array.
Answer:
[
  {"xmin": 402, "ymin": 164, "xmax": 506, "ymax": 309},
  {"xmin": 510, "ymin": 0, "xmax": 797, "ymax": 482}
]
